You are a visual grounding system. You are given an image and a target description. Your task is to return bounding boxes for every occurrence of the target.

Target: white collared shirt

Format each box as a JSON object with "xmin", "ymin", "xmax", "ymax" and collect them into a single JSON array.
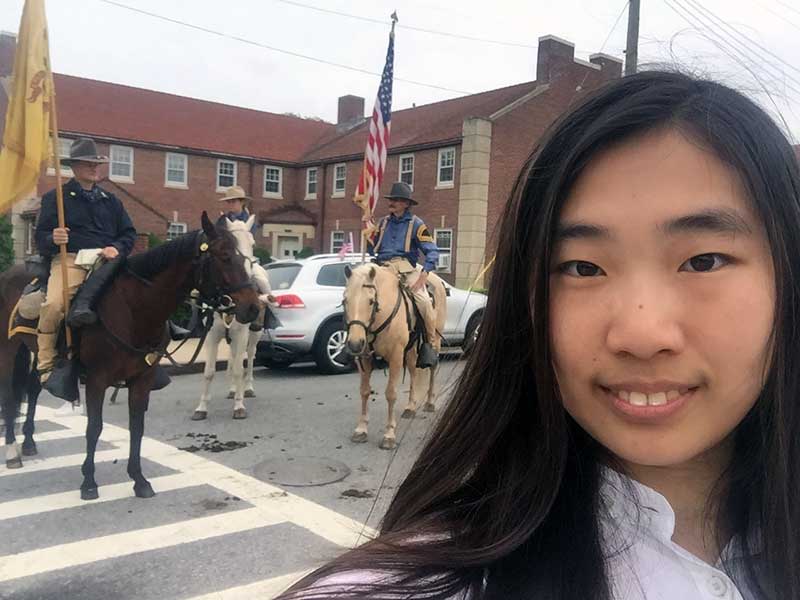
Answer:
[{"xmin": 600, "ymin": 470, "xmax": 757, "ymax": 599}]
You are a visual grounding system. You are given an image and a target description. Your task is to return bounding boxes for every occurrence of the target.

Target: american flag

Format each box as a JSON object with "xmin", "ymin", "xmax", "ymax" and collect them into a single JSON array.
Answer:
[{"xmin": 355, "ymin": 20, "xmax": 395, "ymax": 225}]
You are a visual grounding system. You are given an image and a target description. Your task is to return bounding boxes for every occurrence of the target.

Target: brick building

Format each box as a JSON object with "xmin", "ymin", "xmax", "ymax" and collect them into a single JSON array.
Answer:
[{"xmin": 1, "ymin": 32, "xmax": 623, "ymax": 286}]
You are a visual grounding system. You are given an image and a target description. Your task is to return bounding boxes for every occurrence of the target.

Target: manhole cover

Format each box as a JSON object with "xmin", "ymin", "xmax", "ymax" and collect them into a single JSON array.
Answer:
[{"xmin": 253, "ymin": 457, "xmax": 351, "ymax": 487}]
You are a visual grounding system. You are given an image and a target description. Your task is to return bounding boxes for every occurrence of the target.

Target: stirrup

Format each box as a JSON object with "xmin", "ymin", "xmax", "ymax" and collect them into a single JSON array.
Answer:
[{"xmin": 416, "ymin": 342, "xmax": 439, "ymax": 369}]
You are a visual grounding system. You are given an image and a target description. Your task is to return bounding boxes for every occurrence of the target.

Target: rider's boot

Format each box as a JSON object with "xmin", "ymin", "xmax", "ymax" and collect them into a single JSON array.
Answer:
[
  {"xmin": 416, "ymin": 341, "xmax": 439, "ymax": 369},
  {"xmin": 67, "ymin": 257, "xmax": 125, "ymax": 328}
]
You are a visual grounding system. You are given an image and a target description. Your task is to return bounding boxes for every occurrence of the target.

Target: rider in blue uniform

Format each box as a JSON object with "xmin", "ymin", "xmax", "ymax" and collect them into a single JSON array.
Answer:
[{"xmin": 368, "ymin": 181, "xmax": 440, "ymax": 368}]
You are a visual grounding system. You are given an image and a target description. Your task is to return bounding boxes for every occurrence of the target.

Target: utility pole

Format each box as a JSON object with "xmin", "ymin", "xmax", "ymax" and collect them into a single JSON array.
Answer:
[{"xmin": 625, "ymin": 0, "xmax": 640, "ymax": 76}]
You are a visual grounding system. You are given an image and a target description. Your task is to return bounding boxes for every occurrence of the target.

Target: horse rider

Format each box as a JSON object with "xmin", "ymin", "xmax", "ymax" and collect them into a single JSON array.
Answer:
[
  {"xmin": 34, "ymin": 137, "xmax": 136, "ymax": 393},
  {"xmin": 368, "ymin": 181, "xmax": 440, "ymax": 369},
  {"xmin": 217, "ymin": 185, "xmax": 275, "ymax": 328}
]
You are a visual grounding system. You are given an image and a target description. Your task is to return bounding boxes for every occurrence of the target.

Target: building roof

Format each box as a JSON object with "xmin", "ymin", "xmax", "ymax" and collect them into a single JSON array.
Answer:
[
  {"xmin": 53, "ymin": 74, "xmax": 335, "ymax": 162},
  {"xmin": 302, "ymin": 81, "xmax": 541, "ymax": 162}
]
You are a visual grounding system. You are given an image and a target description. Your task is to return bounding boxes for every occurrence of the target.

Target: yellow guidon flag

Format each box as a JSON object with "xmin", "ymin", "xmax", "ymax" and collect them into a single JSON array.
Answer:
[{"xmin": 0, "ymin": 0, "xmax": 52, "ymax": 214}]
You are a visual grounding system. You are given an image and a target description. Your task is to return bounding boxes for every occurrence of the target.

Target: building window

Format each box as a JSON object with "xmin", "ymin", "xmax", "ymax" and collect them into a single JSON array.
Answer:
[
  {"xmin": 109, "ymin": 145, "xmax": 134, "ymax": 182},
  {"xmin": 435, "ymin": 228, "xmax": 453, "ymax": 273},
  {"xmin": 333, "ymin": 163, "xmax": 346, "ymax": 197},
  {"xmin": 46, "ymin": 137, "xmax": 73, "ymax": 176},
  {"xmin": 165, "ymin": 153, "xmax": 188, "ymax": 187},
  {"xmin": 167, "ymin": 222, "xmax": 187, "ymax": 240},
  {"xmin": 217, "ymin": 160, "xmax": 237, "ymax": 190},
  {"xmin": 263, "ymin": 166, "xmax": 283, "ymax": 198},
  {"xmin": 24, "ymin": 218, "xmax": 35, "ymax": 255},
  {"xmin": 399, "ymin": 154, "xmax": 414, "ymax": 189},
  {"xmin": 330, "ymin": 230, "xmax": 345, "ymax": 253},
  {"xmin": 436, "ymin": 147, "xmax": 456, "ymax": 188},
  {"xmin": 306, "ymin": 167, "xmax": 318, "ymax": 199}
]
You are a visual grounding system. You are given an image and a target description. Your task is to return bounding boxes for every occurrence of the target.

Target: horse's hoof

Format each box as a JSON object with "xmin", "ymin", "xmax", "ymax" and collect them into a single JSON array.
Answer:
[
  {"xmin": 423, "ymin": 402, "xmax": 436, "ymax": 413},
  {"xmin": 226, "ymin": 391, "xmax": 235, "ymax": 400},
  {"xmin": 191, "ymin": 410, "xmax": 207, "ymax": 421},
  {"xmin": 401, "ymin": 409, "xmax": 416, "ymax": 419},
  {"xmin": 5, "ymin": 457, "xmax": 23, "ymax": 469},
  {"xmin": 351, "ymin": 431, "xmax": 368, "ymax": 443},
  {"xmin": 232, "ymin": 408, "xmax": 247, "ymax": 420},
  {"xmin": 22, "ymin": 441, "xmax": 38, "ymax": 456},
  {"xmin": 134, "ymin": 482, "xmax": 156, "ymax": 499},
  {"xmin": 81, "ymin": 487, "xmax": 99, "ymax": 501},
  {"xmin": 379, "ymin": 437, "xmax": 397, "ymax": 450},
  {"xmin": 244, "ymin": 389, "xmax": 256, "ymax": 399}
]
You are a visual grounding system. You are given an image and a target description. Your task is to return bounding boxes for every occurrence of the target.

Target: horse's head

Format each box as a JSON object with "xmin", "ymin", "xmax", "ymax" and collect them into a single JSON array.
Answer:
[
  {"xmin": 223, "ymin": 215, "xmax": 256, "ymax": 277},
  {"xmin": 199, "ymin": 212, "xmax": 260, "ymax": 323},
  {"xmin": 343, "ymin": 263, "xmax": 379, "ymax": 355}
]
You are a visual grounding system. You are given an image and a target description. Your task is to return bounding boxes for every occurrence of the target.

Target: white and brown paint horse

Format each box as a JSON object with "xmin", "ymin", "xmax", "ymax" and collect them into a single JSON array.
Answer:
[
  {"xmin": 192, "ymin": 215, "xmax": 268, "ymax": 420},
  {"xmin": 343, "ymin": 263, "xmax": 447, "ymax": 449}
]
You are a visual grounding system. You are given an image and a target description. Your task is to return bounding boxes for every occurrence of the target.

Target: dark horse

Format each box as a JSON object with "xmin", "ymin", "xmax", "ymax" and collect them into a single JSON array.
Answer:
[{"xmin": 0, "ymin": 212, "xmax": 259, "ymax": 500}]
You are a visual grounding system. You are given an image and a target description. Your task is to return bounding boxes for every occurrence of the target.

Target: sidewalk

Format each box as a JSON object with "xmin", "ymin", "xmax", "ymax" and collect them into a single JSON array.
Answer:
[{"xmin": 161, "ymin": 337, "xmax": 231, "ymax": 375}]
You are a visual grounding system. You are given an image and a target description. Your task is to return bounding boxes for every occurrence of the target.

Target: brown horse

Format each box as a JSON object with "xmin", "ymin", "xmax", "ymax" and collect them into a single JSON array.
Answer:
[
  {"xmin": 0, "ymin": 212, "xmax": 260, "ymax": 500},
  {"xmin": 343, "ymin": 263, "xmax": 447, "ymax": 449}
]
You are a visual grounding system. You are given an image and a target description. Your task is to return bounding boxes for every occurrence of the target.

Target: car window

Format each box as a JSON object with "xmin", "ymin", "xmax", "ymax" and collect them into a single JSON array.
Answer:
[
  {"xmin": 316, "ymin": 263, "xmax": 353, "ymax": 287},
  {"xmin": 265, "ymin": 263, "xmax": 302, "ymax": 290}
]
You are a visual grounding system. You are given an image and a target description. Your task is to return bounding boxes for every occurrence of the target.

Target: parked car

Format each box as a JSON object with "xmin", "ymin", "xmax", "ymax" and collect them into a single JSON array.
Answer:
[{"xmin": 256, "ymin": 254, "xmax": 487, "ymax": 374}]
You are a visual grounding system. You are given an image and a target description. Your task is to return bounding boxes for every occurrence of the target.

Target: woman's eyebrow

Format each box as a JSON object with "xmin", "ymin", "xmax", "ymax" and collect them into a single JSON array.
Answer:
[
  {"xmin": 660, "ymin": 208, "xmax": 753, "ymax": 236},
  {"xmin": 555, "ymin": 208, "xmax": 753, "ymax": 243}
]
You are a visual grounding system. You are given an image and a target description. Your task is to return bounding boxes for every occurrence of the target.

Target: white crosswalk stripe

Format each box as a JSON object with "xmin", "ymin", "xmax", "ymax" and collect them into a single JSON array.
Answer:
[{"xmin": 0, "ymin": 405, "xmax": 375, "ymax": 599}]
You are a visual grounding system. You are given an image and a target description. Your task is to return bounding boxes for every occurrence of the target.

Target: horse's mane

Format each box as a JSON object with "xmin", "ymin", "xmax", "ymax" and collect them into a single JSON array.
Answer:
[{"xmin": 126, "ymin": 230, "xmax": 202, "ymax": 280}]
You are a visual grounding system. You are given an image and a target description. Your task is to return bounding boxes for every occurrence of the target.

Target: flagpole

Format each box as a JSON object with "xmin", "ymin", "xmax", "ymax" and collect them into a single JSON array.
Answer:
[{"xmin": 48, "ymin": 83, "xmax": 72, "ymax": 348}]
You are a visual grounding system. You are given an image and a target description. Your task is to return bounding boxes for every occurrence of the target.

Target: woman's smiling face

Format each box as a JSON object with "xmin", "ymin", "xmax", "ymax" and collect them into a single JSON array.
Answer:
[{"xmin": 549, "ymin": 129, "xmax": 775, "ymax": 469}]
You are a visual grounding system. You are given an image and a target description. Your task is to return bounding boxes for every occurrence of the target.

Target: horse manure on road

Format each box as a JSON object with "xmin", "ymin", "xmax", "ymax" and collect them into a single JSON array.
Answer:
[
  {"xmin": 179, "ymin": 432, "xmax": 250, "ymax": 453},
  {"xmin": 341, "ymin": 488, "xmax": 374, "ymax": 499}
]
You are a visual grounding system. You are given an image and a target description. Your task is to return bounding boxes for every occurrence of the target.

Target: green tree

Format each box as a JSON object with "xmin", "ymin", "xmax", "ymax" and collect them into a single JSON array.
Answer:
[
  {"xmin": 147, "ymin": 232, "xmax": 163, "ymax": 248},
  {"xmin": 0, "ymin": 215, "xmax": 15, "ymax": 272},
  {"xmin": 253, "ymin": 246, "xmax": 271, "ymax": 264},
  {"xmin": 296, "ymin": 246, "xmax": 314, "ymax": 259}
]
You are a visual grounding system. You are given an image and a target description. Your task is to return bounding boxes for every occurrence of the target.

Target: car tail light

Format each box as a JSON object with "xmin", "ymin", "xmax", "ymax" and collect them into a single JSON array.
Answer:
[{"xmin": 275, "ymin": 294, "xmax": 306, "ymax": 308}]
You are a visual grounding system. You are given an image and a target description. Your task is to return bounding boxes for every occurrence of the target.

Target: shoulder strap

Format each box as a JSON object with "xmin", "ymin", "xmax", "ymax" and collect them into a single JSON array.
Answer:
[
  {"xmin": 374, "ymin": 216, "xmax": 389, "ymax": 252},
  {"xmin": 404, "ymin": 217, "xmax": 420, "ymax": 253}
]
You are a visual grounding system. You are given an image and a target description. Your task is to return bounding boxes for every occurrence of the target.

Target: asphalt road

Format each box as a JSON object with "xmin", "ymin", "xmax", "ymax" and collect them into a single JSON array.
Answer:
[{"xmin": 0, "ymin": 357, "xmax": 464, "ymax": 600}]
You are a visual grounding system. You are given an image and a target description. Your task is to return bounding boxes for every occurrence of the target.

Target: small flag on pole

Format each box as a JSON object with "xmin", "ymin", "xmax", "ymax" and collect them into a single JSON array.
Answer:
[
  {"xmin": 0, "ymin": 0, "xmax": 52, "ymax": 213},
  {"xmin": 338, "ymin": 231, "xmax": 355, "ymax": 260},
  {"xmin": 354, "ymin": 12, "xmax": 397, "ymax": 242}
]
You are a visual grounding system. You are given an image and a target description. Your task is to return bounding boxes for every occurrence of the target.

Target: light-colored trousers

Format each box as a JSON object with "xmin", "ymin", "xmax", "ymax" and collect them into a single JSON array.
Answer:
[
  {"xmin": 384, "ymin": 259, "xmax": 437, "ymax": 345},
  {"xmin": 37, "ymin": 254, "xmax": 88, "ymax": 372}
]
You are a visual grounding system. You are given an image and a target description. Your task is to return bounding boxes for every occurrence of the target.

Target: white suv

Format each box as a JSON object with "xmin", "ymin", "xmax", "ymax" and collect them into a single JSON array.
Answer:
[{"xmin": 257, "ymin": 254, "xmax": 487, "ymax": 374}]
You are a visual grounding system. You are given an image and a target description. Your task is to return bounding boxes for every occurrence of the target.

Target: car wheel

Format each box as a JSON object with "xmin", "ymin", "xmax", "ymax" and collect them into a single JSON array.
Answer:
[
  {"xmin": 313, "ymin": 320, "xmax": 355, "ymax": 374},
  {"xmin": 462, "ymin": 311, "xmax": 482, "ymax": 357}
]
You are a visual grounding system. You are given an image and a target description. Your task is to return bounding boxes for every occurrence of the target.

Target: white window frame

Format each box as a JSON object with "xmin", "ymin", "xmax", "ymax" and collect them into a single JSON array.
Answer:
[
  {"xmin": 24, "ymin": 218, "xmax": 35, "ymax": 255},
  {"xmin": 47, "ymin": 137, "xmax": 73, "ymax": 176},
  {"xmin": 332, "ymin": 163, "xmax": 346, "ymax": 198},
  {"xmin": 164, "ymin": 153, "xmax": 188, "ymax": 188},
  {"xmin": 434, "ymin": 228, "xmax": 453, "ymax": 273},
  {"xmin": 436, "ymin": 147, "xmax": 456, "ymax": 189},
  {"xmin": 166, "ymin": 222, "xmax": 188, "ymax": 240},
  {"xmin": 399, "ymin": 153, "xmax": 415, "ymax": 190},
  {"xmin": 109, "ymin": 145, "xmax": 134, "ymax": 183},
  {"xmin": 263, "ymin": 165, "xmax": 283, "ymax": 198},
  {"xmin": 216, "ymin": 159, "xmax": 237, "ymax": 191},
  {"xmin": 330, "ymin": 230, "xmax": 345, "ymax": 253},
  {"xmin": 305, "ymin": 167, "xmax": 318, "ymax": 200}
]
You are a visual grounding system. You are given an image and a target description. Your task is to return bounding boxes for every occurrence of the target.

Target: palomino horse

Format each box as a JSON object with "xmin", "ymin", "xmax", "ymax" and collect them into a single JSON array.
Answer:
[
  {"xmin": 0, "ymin": 213, "xmax": 259, "ymax": 501},
  {"xmin": 343, "ymin": 263, "xmax": 447, "ymax": 449},
  {"xmin": 193, "ymin": 215, "xmax": 266, "ymax": 420}
]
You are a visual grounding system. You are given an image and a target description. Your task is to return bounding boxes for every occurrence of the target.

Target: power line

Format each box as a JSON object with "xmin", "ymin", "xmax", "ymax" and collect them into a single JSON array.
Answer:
[
  {"xmin": 272, "ymin": 0, "xmax": 539, "ymax": 50},
  {"xmin": 752, "ymin": 0, "xmax": 800, "ymax": 33},
  {"xmin": 663, "ymin": 0, "xmax": 800, "ymax": 100},
  {"xmin": 96, "ymin": 0, "xmax": 475, "ymax": 95},
  {"xmin": 774, "ymin": 0, "xmax": 800, "ymax": 18},
  {"xmin": 682, "ymin": 0, "xmax": 800, "ymax": 80}
]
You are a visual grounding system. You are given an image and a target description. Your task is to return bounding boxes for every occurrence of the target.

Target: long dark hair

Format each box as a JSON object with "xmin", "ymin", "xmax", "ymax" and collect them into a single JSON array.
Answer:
[{"xmin": 280, "ymin": 71, "xmax": 800, "ymax": 599}]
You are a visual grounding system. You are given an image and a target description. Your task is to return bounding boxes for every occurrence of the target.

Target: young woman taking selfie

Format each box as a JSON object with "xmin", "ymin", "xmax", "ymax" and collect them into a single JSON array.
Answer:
[{"xmin": 278, "ymin": 71, "xmax": 800, "ymax": 599}]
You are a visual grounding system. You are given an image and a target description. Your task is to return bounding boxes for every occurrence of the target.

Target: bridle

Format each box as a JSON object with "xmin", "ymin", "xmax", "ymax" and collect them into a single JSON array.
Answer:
[
  {"xmin": 343, "ymin": 279, "xmax": 407, "ymax": 357},
  {"xmin": 192, "ymin": 233, "xmax": 255, "ymax": 314}
]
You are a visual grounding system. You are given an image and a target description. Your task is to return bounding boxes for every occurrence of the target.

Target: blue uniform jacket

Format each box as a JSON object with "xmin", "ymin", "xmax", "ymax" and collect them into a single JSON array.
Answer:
[
  {"xmin": 368, "ymin": 210, "xmax": 439, "ymax": 272},
  {"xmin": 216, "ymin": 209, "xmax": 257, "ymax": 234},
  {"xmin": 34, "ymin": 179, "xmax": 136, "ymax": 258}
]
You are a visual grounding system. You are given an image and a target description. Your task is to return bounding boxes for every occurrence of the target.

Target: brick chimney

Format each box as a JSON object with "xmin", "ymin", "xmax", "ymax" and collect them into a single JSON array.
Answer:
[
  {"xmin": 0, "ymin": 31, "xmax": 16, "ymax": 77},
  {"xmin": 590, "ymin": 52, "xmax": 623, "ymax": 80},
  {"xmin": 337, "ymin": 95, "xmax": 364, "ymax": 131},
  {"xmin": 536, "ymin": 35, "xmax": 575, "ymax": 83}
]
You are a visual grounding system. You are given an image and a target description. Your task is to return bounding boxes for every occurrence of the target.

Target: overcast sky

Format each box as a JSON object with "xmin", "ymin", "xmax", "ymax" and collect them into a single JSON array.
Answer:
[{"xmin": 2, "ymin": 0, "xmax": 799, "ymax": 140}]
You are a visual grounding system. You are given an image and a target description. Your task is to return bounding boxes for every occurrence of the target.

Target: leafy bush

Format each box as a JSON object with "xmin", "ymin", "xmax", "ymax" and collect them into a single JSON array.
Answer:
[
  {"xmin": 253, "ymin": 246, "xmax": 272, "ymax": 264},
  {"xmin": 0, "ymin": 216, "xmax": 15, "ymax": 272}
]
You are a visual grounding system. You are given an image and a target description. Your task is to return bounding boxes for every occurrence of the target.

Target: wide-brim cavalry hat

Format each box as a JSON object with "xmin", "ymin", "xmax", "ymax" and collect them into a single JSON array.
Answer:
[
  {"xmin": 384, "ymin": 181, "xmax": 417, "ymax": 205},
  {"xmin": 62, "ymin": 137, "xmax": 108, "ymax": 165},
  {"xmin": 218, "ymin": 185, "xmax": 251, "ymax": 202}
]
